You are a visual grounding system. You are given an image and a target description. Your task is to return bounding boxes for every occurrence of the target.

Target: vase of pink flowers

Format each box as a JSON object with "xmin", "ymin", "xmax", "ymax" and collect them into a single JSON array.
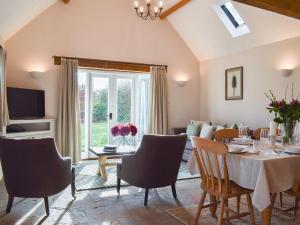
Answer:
[{"xmin": 111, "ymin": 123, "xmax": 138, "ymax": 146}]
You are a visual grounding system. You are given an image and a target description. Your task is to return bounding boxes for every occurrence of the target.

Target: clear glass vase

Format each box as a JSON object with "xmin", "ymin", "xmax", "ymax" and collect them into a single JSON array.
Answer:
[
  {"xmin": 282, "ymin": 121, "xmax": 297, "ymax": 145},
  {"xmin": 114, "ymin": 136, "xmax": 132, "ymax": 146}
]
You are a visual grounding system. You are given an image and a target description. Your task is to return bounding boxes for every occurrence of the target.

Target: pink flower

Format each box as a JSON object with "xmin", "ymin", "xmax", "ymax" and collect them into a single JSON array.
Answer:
[
  {"xmin": 119, "ymin": 125, "xmax": 130, "ymax": 136},
  {"xmin": 291, "ymin": 99, "xmax": 300, "ymax": 107},
  {"xmin": 111, "ymin": 125, "xmax": 120, "ymax": 136},
  {"xmin": 129, "ymin": 124, "xmax": 138, "ymax": 136}
]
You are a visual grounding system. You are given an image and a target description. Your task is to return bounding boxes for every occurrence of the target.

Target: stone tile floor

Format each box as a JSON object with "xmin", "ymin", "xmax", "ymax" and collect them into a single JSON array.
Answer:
[
  {"xmin": 0, "ymin": 178, "xmax": 297, "ymax": 225},
  {"xmin": 0, "ymin": 179, "xmax": 200, "ymax": 225}
]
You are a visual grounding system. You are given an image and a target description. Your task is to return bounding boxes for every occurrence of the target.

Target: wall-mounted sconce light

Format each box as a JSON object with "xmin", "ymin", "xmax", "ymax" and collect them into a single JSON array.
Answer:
[
  {"xmin": 279, "ymin": 69, "xmax": 293, "ymax": 77},
  {"xmin": 176, "ymin": 80, "xmax": 188, "ymax": 87},
  {"xmin": 29, "ymin": 71, "xmax": 44, "ymax": 79}
]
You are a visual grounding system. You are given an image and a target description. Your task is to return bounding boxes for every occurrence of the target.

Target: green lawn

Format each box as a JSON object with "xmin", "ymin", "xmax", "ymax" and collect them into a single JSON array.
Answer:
[{"xmin": 81, "ymin": 122, "xmax": 108, "ymax": 151}]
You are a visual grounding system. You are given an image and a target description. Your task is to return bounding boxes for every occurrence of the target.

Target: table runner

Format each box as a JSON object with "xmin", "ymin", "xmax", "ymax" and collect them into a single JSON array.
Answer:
[{"xmin": 187, "ymin": 148, "xmax": 300, "ymax": 211}]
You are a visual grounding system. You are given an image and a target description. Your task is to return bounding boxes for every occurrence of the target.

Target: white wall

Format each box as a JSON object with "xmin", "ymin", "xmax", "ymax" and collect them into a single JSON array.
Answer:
[
  {"xmin": 200, "ymin": 36, "xmax": 300, "ymax": 129},
  {"xmin": 4, "ymin": 0, "xmax": 200, "ymax": 130}
]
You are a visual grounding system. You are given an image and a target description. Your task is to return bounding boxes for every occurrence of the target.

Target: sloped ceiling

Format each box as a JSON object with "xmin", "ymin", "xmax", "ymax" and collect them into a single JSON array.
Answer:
[
  {"xmin": 1, "ymin": 0, "xmax": 300, "ymax": 61},
  {"xmin": 166, "ymin": 0, "xmax": 300, "ymax": 61},
  {"xmin": 0, "ymin": 0, "xmax": 57, "ymax": 43}
]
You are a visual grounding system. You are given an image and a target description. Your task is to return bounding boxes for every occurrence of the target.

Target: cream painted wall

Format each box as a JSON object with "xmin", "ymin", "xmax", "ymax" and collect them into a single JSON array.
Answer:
[
  {"xmin": 200, "ymin": 36, "xmax": 300, "ymax": 129},
  {"xmin": 4, "ymin": 0, "xmax": 200, "ymax": 130}
]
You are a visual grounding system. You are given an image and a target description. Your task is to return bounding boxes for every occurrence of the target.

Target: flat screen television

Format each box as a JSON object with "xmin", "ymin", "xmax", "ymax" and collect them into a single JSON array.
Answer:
[{"xmin": 7, "ymin": 87, "xmax": 45, "ymax": 119}]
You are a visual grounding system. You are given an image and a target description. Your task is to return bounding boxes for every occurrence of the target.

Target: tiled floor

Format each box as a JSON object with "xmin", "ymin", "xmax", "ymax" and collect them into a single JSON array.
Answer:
[
  {"xmin": 0, "ymin": 178, "xmax": 297, "ymax": 225},
  {"xmin": 0, "ymin": 179, "xmax": 200, "ymax": 225}
]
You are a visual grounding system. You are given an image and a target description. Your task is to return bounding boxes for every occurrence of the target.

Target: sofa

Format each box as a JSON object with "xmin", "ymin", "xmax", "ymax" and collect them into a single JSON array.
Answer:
[{"xmin": 173, "ymin": 121, "xmax": 238, "ymax": 161}]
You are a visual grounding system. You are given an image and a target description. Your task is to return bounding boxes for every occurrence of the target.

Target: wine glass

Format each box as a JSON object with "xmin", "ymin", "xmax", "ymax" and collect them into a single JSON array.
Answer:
[
  {"xmin": 260, "ymin": 128, "xmax": 269, "ymax": 145},
  {"xmin": 239, "ymin": 126, "xmax": 248, "ymax": 138},
  {"xmin": 294, "ymin": 122, "xmax": 300, "ymax": 145}
]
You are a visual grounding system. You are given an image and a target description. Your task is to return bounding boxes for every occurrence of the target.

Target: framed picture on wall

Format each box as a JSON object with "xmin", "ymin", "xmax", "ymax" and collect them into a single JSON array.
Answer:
[{"xmin": 225, "ymin": 66, "xmax": 243, "ymax": 100}]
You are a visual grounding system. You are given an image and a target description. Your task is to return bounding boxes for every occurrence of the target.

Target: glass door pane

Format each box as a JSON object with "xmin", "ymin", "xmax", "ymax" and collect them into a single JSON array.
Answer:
[
  {"xmin": 116, "ymin": 79, "xmax": 132, "ymax": 123},
  {"xmin": 91, "ymin": 77, "xmax": 109, "ymax": 147},
  {"xmin": 78, "ymin": 71, "xmax": 88, "ymax": 157}
]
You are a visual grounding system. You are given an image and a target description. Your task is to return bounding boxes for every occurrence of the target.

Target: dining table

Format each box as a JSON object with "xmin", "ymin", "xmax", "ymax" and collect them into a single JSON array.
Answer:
[{"xmin": 187, "ymin": 144, "xmax": 300, "ymax": 225}]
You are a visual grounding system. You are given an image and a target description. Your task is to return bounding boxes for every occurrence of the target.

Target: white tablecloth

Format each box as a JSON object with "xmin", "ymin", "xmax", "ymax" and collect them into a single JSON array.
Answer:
[{"xmin": 187, "ymin": 148, "xmax": 300, "ymax": 211}]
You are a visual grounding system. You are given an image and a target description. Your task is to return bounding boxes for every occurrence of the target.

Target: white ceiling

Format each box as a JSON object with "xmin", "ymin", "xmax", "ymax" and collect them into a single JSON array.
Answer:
[
  {"xmin": 0, "ymin": 0, "xmax": 57, "ymax": 43},
  {"xmin": 1, "ymin": 0, "xmax": 300, "ymax": 61},
  {"xmin": 166, "ymin": 0, "xmax": 300, "ymax": 61}
]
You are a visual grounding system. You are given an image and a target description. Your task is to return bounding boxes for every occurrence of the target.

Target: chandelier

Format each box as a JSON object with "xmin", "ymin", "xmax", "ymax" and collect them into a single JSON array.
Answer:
[{"xmin": 134, "ymin": 0, "xmax": 164, "ymax": 20}]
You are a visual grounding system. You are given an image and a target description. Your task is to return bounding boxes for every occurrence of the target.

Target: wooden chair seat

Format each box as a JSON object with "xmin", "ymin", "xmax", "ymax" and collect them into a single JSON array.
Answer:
[{"xmin": 201, "ymin": 179, "xmax": 252, "ymax": 199}]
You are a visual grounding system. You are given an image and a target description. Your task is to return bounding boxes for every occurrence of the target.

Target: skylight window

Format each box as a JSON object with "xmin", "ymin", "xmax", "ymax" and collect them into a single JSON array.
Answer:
[{"xmin": 214, "ymin": 0, "xmax": 250, "ymax": 37}]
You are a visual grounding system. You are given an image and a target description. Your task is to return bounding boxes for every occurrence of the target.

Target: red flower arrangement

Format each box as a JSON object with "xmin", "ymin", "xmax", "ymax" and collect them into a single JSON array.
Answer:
[
  {"xmin": 266, "ymin": 88, "xmax": 300, "ymax": 143},
  {"xmin": 111, "ymin": 123, "xmax": 138, "ymax": 137}
]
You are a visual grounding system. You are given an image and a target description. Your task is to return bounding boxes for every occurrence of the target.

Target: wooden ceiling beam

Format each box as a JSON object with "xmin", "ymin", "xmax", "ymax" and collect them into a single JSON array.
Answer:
[
  {"xmin": 62, "ymin": 0, "xmax": 70, "ymax": 4},
  {"xmin": 160, "ymin": 0, "xmax": 191, "ymax": 19},
  {"xmin": 233, "ymin": 0, "xmax": 300, "ymax": 20}
]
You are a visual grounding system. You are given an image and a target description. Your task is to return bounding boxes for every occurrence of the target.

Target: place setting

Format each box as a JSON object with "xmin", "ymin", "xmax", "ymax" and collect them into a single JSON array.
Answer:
[{"xmin": 227, "ymin": 121, "xmax": 300, "ymax": 157}]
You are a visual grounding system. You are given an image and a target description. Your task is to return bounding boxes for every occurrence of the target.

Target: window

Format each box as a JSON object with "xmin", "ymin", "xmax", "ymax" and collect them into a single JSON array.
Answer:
[
  {"xmin": 214, "ymin": 0, "xmax": 250, "ymax": 37},
  {"xmin": 78, "ymin": 69, "xmax": 150, "ymax": 158}
]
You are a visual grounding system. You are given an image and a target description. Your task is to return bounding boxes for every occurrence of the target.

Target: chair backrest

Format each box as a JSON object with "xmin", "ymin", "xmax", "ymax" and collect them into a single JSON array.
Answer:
[
  {"xmin": 0, "ymin": 138, "xmax": 63, "ymax": 196},
  {"xmin": 214, "ymin": 129, "xmax": 238, "ymax": 143},
  {"xmin": 135, "ymin": 134, "xmax": 187, "ymax": 187},
  {"xmin": 253, "ymin": 128, "xmax": 266, "ymax": 140},
  {"xmin": 191, "ymin": 137, "xmax": 231, "ymax": 194},
  {"xmin": 253, "ymin": 128, "xmax": 280, "ymax": 140}
]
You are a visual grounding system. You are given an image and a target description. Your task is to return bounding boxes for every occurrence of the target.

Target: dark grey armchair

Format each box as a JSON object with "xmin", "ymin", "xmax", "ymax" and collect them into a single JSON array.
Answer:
[
  {"xmin": 117, "ymin": 134, "xmax": 187, "ymax": 206},
  {"xmin": 0, "ymin": 138, "xmax": 75, "ymax": 216}
]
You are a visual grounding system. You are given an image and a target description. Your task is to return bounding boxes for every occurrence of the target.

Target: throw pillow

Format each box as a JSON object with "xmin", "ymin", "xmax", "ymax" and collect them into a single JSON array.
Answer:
[
  {"xmin": 199, "ymin": 124, "xmax": 216, "ymax": 140},
  {"xmin": 186, "ymin": 123, "xmax": 201, "ymax": 140}
]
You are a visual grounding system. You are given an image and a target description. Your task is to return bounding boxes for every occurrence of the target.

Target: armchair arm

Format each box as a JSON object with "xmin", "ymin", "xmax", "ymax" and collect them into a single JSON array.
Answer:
[
  {"xmin": 172, "ymin": 127, "xmax": 187, "ymax": 135},
  {"xmin": 48, "ymin": 156, "xmax": 72, "ymax": 187},
  {"xmin": 118, "ymin": 154, "xmax": 139, "ymax": 179}
]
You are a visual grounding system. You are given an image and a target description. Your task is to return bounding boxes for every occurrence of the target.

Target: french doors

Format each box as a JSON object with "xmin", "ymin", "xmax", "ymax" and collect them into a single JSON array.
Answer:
[{"xmin": 78, "ymin": 69, "xmax": 150, "ymax": 159}]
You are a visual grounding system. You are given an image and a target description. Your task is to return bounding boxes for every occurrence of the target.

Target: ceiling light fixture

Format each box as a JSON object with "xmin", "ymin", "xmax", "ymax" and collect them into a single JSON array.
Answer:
[{"xmin": 134, "ymin": 0, "xmax": 163, "ymax": 20}]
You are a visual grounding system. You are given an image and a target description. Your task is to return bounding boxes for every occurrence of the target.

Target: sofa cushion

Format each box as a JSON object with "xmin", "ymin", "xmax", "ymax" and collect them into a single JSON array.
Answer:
[
  {"xmin": 199, "ymin": 124, "xmax": 216, "ymax": 139},
  {"xmin": 186, "ymin": 123, "xmax": 201, "ymax": 140}
]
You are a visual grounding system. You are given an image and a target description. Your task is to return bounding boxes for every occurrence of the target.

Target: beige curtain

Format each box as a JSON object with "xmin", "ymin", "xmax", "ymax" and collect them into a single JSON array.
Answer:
[
  {"xmin": 57, "ymin": 58, "xmax": 81, "ymax": 163},
  {"xmin": 0, "ymin": 46, "xmax": 9, "ymax": 133},
  {"xmin": 148, "ymin": 66, "xmax": 168, "ymax": 134}
]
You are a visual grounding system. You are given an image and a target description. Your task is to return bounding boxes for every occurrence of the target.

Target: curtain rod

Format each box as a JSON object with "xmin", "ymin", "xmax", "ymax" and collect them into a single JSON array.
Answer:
[{"xmin": 52, "ymin": 56, "xmax": 168, "ymax": 68}]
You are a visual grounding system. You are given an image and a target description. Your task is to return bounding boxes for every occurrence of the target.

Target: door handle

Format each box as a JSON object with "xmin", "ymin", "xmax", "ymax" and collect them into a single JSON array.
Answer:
[{"xmin": 108, "ymin": 113, "xmax": 113, "ymax": 120}]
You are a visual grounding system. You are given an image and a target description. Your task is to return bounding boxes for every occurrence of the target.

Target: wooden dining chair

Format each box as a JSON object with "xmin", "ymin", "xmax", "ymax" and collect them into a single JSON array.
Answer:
[
  {"xmin": 214, "ymin": 129, "xmax": 239, "ymax": 143},
  {"xmin": 214, "ymin": 128, "xmax": 242, "ymax": 214},
  {"xmin": 191, "ymin": 137, "xmax": 255, "ymax": 225},
  {"xmin": 272, "ymin": 172, "xmax": 300, "ymax": 221},
  {"xmin": 253, "ymin": 128, "xmax": 280, "ymax": 140},
  {"xmin": 253, "ymin": 128, "xmax": 265, "ymax": 140}
]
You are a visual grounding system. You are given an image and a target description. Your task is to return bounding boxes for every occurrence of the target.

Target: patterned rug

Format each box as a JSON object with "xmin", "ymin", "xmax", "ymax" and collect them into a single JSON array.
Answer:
[
  {"xmin": 167, "ymin": 194, "xmax": 300, "ymax": 225},
  {"xmin": 75, "ymin": 160, "xmax": 199, "ymax": 191}
]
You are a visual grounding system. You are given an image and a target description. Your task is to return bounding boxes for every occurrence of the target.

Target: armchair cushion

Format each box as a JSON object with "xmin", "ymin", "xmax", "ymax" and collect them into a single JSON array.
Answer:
[{"xmin": 186, "ymin": 123, "xmax": 201, "ymax": 140}]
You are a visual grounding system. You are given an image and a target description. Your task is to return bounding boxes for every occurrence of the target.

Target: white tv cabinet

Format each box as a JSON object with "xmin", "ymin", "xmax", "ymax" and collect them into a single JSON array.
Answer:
[{"xmin": 1, "ymin": 118, "xmax": 56, "ymax": 139}]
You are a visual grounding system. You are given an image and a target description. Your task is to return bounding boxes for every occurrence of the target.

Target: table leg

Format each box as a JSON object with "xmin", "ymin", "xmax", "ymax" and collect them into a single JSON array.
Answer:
[
  {"xmin": 209, "ymin": 194, "xmax": 217, "ymax": 217},
  {"xmin": 262, "ymin": 206, "xmax": 272, "ymax": 225},
  {"xmin": 98, "ymin": 156, "xmax": 108, "ymax": 180}
]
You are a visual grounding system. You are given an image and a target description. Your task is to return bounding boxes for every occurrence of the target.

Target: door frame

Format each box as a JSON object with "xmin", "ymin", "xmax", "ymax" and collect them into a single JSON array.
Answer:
[{"xmin": 81, "ymin": 69, "xmax": 137, "ymax": 158}]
